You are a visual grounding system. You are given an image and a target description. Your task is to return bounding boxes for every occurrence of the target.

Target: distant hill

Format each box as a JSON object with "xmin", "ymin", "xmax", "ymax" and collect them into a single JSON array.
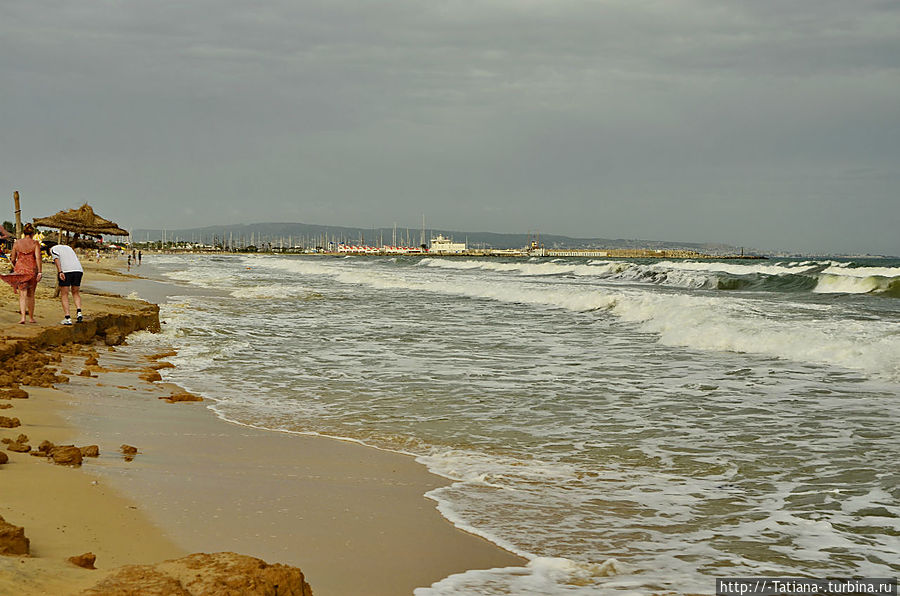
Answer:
[{"xmin": 133, "ymin": 222, "xmax": 746, "ymax": 254}]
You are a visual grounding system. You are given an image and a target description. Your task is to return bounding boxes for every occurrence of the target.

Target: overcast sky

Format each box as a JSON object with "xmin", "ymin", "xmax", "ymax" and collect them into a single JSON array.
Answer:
[{"xmin": 2, "ymin": 1, "xmax": 898, "ymax": 254}]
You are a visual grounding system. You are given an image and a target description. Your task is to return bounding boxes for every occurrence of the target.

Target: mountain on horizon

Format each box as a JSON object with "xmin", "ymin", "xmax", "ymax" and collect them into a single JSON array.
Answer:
[{"xmin": 133, "ymin": 221, "xmax": 744, "ymax": 254}]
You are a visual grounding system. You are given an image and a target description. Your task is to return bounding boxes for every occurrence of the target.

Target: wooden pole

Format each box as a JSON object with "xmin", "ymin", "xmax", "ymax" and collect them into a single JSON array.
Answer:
[{"xmin": 13, "ymin": 190, "xmax": 22, "ymax": 238}]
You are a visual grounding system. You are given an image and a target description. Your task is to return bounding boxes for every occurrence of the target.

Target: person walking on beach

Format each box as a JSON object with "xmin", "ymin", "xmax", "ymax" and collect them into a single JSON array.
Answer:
[
  {"xmin": 50, "ymin": 242, "xmax": 84, "ymax": 325},
  {"xmin": 9, "ymin": 223, "xmax": 42, "ymax": 324},
  {"xmin": 137, "ymin": 250, "xmax": 141, "ymax": 266}
]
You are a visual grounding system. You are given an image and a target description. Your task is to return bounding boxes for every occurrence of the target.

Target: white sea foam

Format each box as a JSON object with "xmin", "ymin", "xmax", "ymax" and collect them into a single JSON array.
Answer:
[
  {"xmin": 416, "ymin": 558, "xmax": 630, "ymax": 595},
  {"xmin": 813, "ymin": 273, "xmax": 899, "ymax": 294},
  {"xmin": 255, "ymin": 256, "xmax": 900, "ymax": 380},
  {"xmin": 821, "ymin": 264, "xmax": 900, "ymax": 278}
]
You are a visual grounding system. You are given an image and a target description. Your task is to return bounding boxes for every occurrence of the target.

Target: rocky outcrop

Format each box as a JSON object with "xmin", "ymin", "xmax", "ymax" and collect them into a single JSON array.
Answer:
[
  {"xmin": 69, "ymin": 552, "xmax": 97, "ymax": 569},
  {"xmin": 0, "ymin": 515, "xmax": 30, "ymax": 556},
  {"xmin": 6, "ymin": 440, "xmax": 30, "ymax": 453},
  {"xmin": 121, "ymin": 444, "xmax": 138, "ymax": 462},
  {"xmin": 162, "ymin": 392, "xmax": 203, "ymax": 404},
  {"xmin": 0, "ymin": 389, "xmax": 28, "ymax": 399},
  {"xmin": 0, "ymin": 452, "xmax": 8, "ymax": 465},
  {"xmin": 81, "ymin": 552, "xmax": 313, "ymax": 596},
  {"xmin": 0, "ymin": 302, "xmax": 160, "ymax": 387},
  {"xmin": 0, "ymin": 416, "xmax": 21, "ymax": 428},
  {"xmin": 149, "ymin": 361, "xmax": 176, "ymax": 370},
  {"xmin": 51, "ymin": 445, "xmax": 83, "ymax": 466},
  {"xmin": 0, "ymin": 351, "xmax": 66, "ymax": 388},
  {"xmin": 139, "ymin": 370, "xmax": 163, "ymax": 383},
  {"xmin": 80, "ymin": 445, "xmax": 100, "ymax": 458}
]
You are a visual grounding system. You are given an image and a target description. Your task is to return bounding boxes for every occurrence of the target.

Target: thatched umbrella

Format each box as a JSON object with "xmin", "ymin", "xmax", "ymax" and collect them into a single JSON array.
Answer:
[{"xmin": 33, "ymin": 203, "xmax": 128, "ymax": 238}]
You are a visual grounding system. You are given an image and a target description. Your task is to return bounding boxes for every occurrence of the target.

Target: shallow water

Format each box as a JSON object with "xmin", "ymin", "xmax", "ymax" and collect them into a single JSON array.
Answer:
[{"xmin": 126, "ymin": 254, "xmax": 900, "ymax": 594}]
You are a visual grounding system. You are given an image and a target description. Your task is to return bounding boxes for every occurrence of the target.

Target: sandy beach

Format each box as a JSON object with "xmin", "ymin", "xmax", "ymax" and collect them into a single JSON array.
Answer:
[{"xmin": 0, "ymin": 258, "xmax": 525, "ymax": 595}]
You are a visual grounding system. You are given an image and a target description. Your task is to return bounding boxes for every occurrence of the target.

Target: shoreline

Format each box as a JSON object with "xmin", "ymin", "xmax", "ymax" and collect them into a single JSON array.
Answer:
[{"xmin": 1, "ymin": 260, "xmax": 526, "ymax": 595}]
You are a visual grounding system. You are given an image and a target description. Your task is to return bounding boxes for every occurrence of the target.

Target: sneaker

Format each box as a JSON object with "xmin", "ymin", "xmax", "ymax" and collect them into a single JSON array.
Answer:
[
  {"xmin": 76, "ymin": 313, "xmax": 83, "ymax": 323},
  {"xmin": 61, "ymin": 318, "xmax": 73, "ymax": 326}
]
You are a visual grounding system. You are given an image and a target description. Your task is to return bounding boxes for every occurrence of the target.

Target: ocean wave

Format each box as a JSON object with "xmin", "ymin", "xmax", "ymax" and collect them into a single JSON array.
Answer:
[
  {"xmin": 418, "ymin": 257, "xmax": 900, "ymax": 297},
  {"xmin": 229, "ymin": 285, "xmax": 324, "ymax": 300},
  {"xmin": 254, "ymin": 256, "xmax": 900, "ymax": 380},
  {"xmin": 814, "ymin": 274, "xmax": 900, "ymax": 295}
]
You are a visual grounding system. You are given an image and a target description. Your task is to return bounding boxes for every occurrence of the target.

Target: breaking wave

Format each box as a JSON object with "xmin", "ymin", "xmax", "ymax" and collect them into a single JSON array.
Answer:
[
  {"xmin": 420, "ymin": 257, "xmax": 900, "ymax": 297},
  {"xmin": 254, "ymin": 256, "xmax": 900, "ymax": 381}
]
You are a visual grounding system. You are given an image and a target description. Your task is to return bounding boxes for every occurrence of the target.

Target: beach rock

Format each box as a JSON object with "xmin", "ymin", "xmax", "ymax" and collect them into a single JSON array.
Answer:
[
  {"xmin": 69, "ymin": 552, "xmax": 97, "ymax": 569},
  {"xmin": 81, "ymin": 552, "xmax": 313, "ymax": 596},
  {"xmin": 0, "ymin": 515, "xmax": 30, "ymax": 555},
  {"xmin": 0, "ymin": 389, "xmax": 28, "ymax": 399},
  {"xmin": 150, "ymin": 361, "xmax": 176, "ymax": 370},
  {"xmin": 0, "ymin": 404, "xmax": 11, "ymax": 409},
  {"xmin": 61, "ymin": 369, "xmax": 74, "ymax": 375},
  {"xmin": 0, "ymin": 417, "xmax": 21, "ymax": 428},
  {"xmin": 38, "ymin": 440, "xmax": 56, "ymax": 454},
  {"xmin": 104, "ymin": 328, "xmax": 125, "ymax": 346},
  {"xmin": 85, "ymin": 356, "xmax": 99, "ymax": 366},
  {"xmin": 15, "ymin": 434, "xmax": 28, "ymax": 443},
  {"xmin": 162, "ymin": 392, "xmax": 203, "ymax": 404},
  {"xmin": 51, "ymin": 445, "xmax": 83, "ymax": 466},
  {"xmin": 80, "ymin": 445, "xmax": 100, "ymax": 458},
  {"xmin": 147, "ymin": 350, "xmax": 178, "ymax": 360},
  {"xmin": 121, "ymin": 444, "xmax": 138, "ymax": 461},
  {"xmin": 0, "ymin": 452, "xmax": 7, "ymax": 465},
  {"xmin": 139, "ymin": 371, "xmax": 162, "ymax": 383},
  {"xmin": 79, "ymin": 369, "xmax": 94, "ymax": 378},
  {"xmin": 30, "ymin": 451, "xmax": 48, "ymax": 457},
  {"xmin": 7, "ymin": 441, "xmax": 30, "ymax": 453}
]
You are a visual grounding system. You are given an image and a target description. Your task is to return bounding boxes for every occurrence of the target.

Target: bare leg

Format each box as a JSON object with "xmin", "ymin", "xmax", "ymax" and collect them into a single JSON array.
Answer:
[
  {"xmin": 17, "ymin": 287, "xmax": 27, "ymax": 323},
  {"xmin": 72, "ymin": 286, "xmax": 82, "ymax": 312},
  {"xmin": 60, "ymin": 285, "xmax": 71, "ymax": 317},
  {"xmin": 26, "ymin": 287, "xmax": 37, "ymax": 323}
]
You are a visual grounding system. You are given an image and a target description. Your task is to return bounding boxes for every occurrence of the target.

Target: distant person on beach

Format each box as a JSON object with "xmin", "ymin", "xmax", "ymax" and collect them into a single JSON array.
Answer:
[
  {"xmin": 9, "ymin": 223, "xmax": 42, "ymax": 324},
  {"xmin": 50, "ymin": 242, "xmax": 84, "ymax": 325},
  {"xmin": 127, "ymin": 254, "xmax": 132, "ymax": 271},
  {"xmin": 137, "ymin": 250, "xmax": 141, "ymax": 265}
]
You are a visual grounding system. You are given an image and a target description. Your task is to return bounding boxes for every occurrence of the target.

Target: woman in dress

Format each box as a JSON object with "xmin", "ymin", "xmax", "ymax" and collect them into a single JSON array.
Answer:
[{"xmin": 9, "ymin": 223, "xmax": 43, "ymax": 324}]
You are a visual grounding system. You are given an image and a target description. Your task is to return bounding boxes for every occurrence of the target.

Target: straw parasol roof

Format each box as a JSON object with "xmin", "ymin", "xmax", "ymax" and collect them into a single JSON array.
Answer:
[{"xmin": 33, "ymin": 203, "xmax": 128, "ymax": 237}]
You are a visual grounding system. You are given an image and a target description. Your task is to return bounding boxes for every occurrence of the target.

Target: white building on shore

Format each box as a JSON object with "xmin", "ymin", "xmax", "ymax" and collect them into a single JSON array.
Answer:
[{"xmin": 429, "ymin": 234, "xmax": 467, "ymax": 254}]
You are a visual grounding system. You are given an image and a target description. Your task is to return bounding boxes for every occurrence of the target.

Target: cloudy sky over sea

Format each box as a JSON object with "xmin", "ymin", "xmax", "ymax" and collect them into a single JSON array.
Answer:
[{"xmin": 2, "ymin": 1, "xmax": 898, "ymax": 255}]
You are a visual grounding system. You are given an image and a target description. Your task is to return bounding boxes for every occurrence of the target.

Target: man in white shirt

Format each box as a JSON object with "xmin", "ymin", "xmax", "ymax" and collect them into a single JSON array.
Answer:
[{"xmin": 49, "ymin": 243, "xmax": 84, "ymax": 325}]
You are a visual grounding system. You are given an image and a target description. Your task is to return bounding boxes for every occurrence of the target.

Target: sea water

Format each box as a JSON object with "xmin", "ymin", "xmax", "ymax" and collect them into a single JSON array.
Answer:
[{"xmin": 127, "ymin": 254, "xmax": 900, "ymax": 594}]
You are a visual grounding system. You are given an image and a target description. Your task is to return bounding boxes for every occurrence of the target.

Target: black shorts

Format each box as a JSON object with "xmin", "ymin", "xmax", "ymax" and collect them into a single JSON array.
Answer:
[{"xmin": 59, "ymin": 271, "xmax": 83, "ymax": 287}]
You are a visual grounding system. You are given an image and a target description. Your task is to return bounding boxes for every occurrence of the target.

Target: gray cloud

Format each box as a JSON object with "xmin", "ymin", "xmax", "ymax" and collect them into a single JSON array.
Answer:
[{"xmin": 1, "ymin": 0, "xmax": 898, "ymax": 254}]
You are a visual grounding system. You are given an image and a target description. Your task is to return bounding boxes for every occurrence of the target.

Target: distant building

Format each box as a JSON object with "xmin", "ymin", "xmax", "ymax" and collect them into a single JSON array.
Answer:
[{"xmin": 429, "ymin": 234, "xmax": 467, "ymax": 254}]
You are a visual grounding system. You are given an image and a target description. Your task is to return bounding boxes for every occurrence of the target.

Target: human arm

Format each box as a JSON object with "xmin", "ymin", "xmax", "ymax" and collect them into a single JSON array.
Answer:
[
  {"xmin": 34, "ymin": 242, "xmax": 42, "ymax": 280},
  {"xmin": 53, "ymin": 255, "xmax": 65, "ymax": 281}
]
